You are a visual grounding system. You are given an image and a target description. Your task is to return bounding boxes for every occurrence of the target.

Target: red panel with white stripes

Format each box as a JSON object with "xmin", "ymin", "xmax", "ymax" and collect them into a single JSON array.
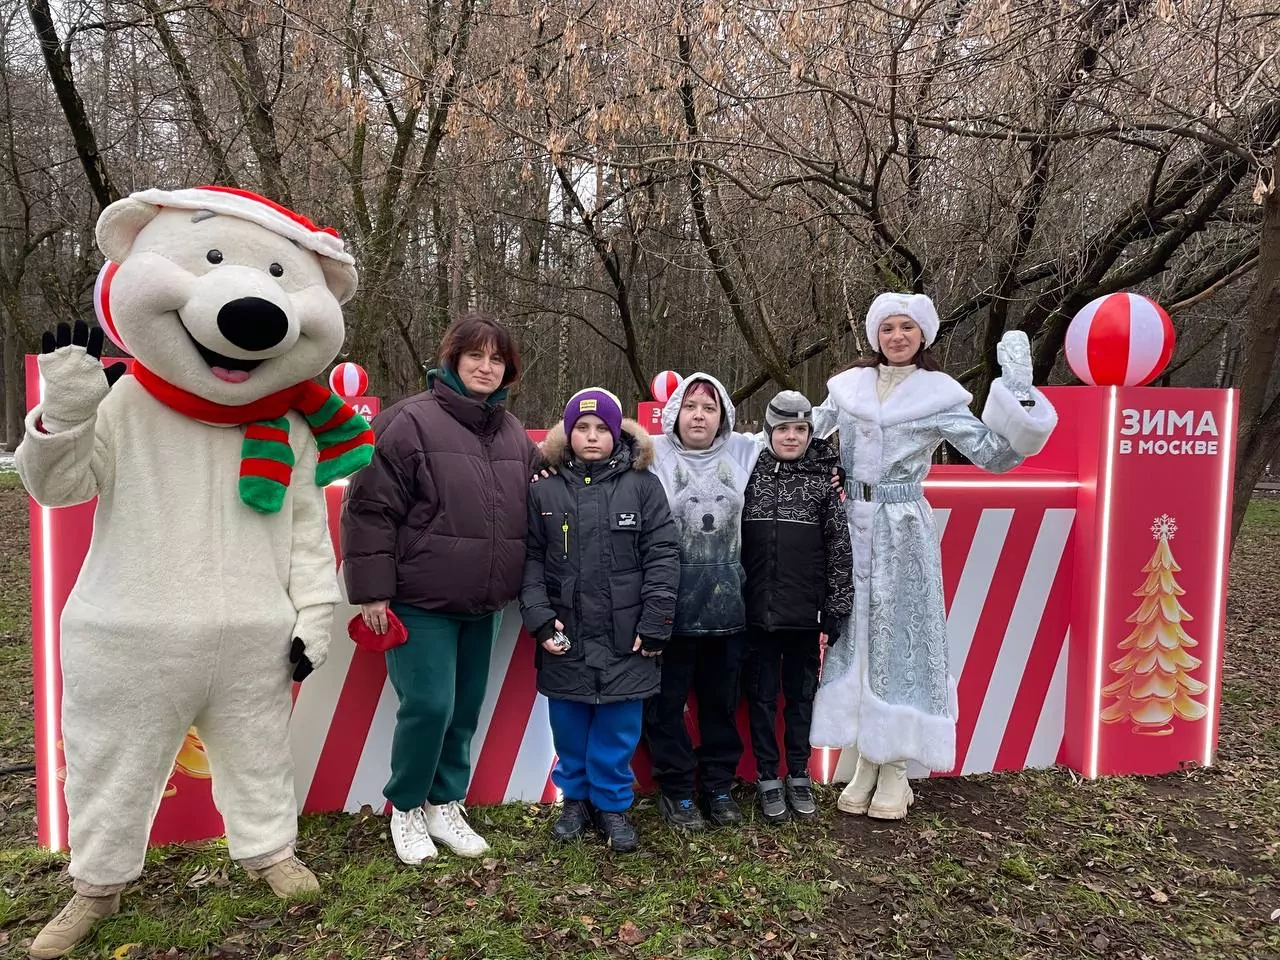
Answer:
[{"xmin": 292, "ymin": 480, "xmax": 1077, "ymax": 813}]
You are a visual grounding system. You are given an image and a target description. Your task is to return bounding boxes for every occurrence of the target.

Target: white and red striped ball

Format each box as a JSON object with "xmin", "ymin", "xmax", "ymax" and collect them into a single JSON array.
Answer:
[
  {"xmin": 329, "ymin": 362, "xmax": 368, "ymax": 398},
  {"xmin": 1065, "ymin": 292, "xmax": 1175, "ymax": 386},
  {"xmin": 650, "ymin": 370, "xmax": 683, "ymax": 404}
]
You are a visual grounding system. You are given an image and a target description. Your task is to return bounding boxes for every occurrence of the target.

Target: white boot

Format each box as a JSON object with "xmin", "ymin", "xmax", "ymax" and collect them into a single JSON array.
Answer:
[
  {"xmin": 837, "ymin": 752, "xmax": 879, "ymax": 815},
  {"xmin": 867, "ymin": 760, "xmax": 914, "ymax": 820},
  {"xmin": 424, "ymin": 801, "xmax": 490, "ymax": 858},
  {"xmin": 390, "ymin": 806, "xmax": 438, "ymax": 865}
]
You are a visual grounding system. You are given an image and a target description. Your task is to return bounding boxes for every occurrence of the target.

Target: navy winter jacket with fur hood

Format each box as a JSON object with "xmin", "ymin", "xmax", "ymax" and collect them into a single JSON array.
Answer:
[{"xmin": 520, "ymin": 420, "xmax": 680, "ymax": 704}]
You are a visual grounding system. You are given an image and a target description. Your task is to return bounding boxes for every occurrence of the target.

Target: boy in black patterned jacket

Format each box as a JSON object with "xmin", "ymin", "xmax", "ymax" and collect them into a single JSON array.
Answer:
[{"xmin": 741, "ymin": 391, "xmax": 854, "ymax": 823}]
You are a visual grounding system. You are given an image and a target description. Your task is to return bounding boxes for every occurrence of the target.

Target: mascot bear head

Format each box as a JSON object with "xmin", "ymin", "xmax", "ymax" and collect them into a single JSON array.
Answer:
[
  {"xmin": 93, "ymin": 186, "xmax": 357, "ymax": 405},
  {"xmin": 89, "ymin": 186, "xmax": 372, "ymax": 513}
]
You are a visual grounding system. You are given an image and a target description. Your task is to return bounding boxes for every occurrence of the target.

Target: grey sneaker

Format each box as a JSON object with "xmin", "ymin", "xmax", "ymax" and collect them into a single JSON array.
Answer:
[
  {"xmin": 785, "ymin": 775, "xmax": 817, "ymax": 819},
  {"xmin": 757, "ymin": 779, "xmax": 789, "ymax": 824}
]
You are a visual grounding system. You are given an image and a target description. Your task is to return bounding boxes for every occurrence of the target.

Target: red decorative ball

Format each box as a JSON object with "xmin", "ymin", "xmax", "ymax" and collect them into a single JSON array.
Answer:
[
  {"xmin": 1065, "ymin": 293, "xmax": 1175, "ymax": 386},
  {"xmin": 650, "ymin": 370, "xmax": 683, "ymax": 404},
  {"xmin": 329, "ymin": 361, "xmax": 368, "ymax": 398}
]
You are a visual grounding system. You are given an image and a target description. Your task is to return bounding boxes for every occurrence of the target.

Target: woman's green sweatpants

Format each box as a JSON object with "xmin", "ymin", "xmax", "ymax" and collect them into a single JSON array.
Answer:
[{"xmin": 383, "ymin": 604, "xmax": 500, "ymax": 811}]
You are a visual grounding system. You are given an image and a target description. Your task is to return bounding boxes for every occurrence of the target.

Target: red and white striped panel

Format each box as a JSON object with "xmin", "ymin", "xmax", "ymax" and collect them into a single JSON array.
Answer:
[
  {"xmin": 292, "ymin": 500, "xmax": 1076, "ymax": 811},
  {"xmin": 825, "ymin": 504, "xmax": 1075, "ymax": 783},
  {"xmin": 290, "ymin": 576, "xmax": 557, "ymax": 811}
]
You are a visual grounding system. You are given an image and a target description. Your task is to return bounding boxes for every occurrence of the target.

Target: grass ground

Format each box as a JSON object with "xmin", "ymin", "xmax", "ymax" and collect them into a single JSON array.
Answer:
[{"xmin": 0, "ymin": 472, "xmax": 1276, "ymax": 958}]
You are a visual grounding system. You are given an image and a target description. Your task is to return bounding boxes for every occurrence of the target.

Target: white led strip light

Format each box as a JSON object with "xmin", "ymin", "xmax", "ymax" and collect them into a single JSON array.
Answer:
[
  {"xmin": 1202, "ymin": 391, "xmax": 1235, "ymax": 767},
  {"xmin": 1086, "ymin": 387, "xmax": 1119, "ymax": 780},
  {"xmin": 922, "ymin": 479, "xmax": 1080, "ymax": 490},
  {"xmin": 35, "ymin": 369, "xmax": 65, "ymax": 851}
]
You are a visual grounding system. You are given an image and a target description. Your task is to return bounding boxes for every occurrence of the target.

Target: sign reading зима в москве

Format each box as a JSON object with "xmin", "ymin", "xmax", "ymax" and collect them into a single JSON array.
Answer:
[{"xmin": 1118, "ymin": 407, "xmax": 1219, "ymax": 456}]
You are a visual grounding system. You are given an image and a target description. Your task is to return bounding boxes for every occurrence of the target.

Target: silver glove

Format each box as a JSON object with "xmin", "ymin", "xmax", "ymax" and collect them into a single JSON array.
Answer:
[{"xmin": 996, "ymin": 330, "xmax": 1034, "ymax": 405}]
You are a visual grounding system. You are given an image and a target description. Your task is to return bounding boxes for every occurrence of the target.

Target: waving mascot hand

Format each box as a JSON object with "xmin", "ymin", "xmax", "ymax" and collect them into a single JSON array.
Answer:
[{"xmin": 16, "ymin": 187, "xmax": 372, "ymax": 959}]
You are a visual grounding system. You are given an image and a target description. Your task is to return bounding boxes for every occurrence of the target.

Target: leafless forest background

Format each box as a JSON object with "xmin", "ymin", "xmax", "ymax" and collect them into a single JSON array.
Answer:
[{"xmin": 1, "ymin": 0, "xmax": 1278, "ymax": 534}]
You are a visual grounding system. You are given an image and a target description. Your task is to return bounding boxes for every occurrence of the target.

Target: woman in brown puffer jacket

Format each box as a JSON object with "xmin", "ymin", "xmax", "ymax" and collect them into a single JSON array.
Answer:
[{"xmin": 340, "ymin": 312, "xmax": 542, "ymax": 866}]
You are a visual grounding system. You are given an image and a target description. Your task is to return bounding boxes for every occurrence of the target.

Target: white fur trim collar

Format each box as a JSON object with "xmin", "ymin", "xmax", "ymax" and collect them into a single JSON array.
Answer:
[{"xmin": 826, "ymin": 367, "xmax": 971, "ymax": 427}]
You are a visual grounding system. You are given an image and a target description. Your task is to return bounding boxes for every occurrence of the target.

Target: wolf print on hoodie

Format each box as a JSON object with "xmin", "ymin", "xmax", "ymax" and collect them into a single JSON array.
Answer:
[
  {"xmin": 649, "ymin": 373, "xmax": 763, "ymax": 636},
  {"xmin": 670, "ymin": 461, "xmax": 743, "ymax": 630}
]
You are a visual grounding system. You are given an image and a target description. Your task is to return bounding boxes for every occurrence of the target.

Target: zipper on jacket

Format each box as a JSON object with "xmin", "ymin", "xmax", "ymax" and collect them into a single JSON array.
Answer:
[
  {"xmin": 561, "ymin": 513, "xmax": 570, "ymax": 560},
  {"xmin": 766, "ymin": 459, "xmax": 780, "ymax": 631},
  {"xmin": 480, "ymin": 431, "xmax": 498, "ymax": 599}
]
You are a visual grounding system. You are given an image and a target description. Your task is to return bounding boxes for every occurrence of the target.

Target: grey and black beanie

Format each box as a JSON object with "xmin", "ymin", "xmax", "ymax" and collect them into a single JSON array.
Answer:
[{"xmin": 764, "ymin": 390, "xmax": 813, "ymax": 435}]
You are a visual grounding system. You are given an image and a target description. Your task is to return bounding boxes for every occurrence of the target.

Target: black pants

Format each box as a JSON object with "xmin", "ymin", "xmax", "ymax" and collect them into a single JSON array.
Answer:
[
  {"xmin": 643, "ymin": 633, "xmax": 747, "ymax": 798},
  {"xmin": 743, "ymin": 628, "xmax": 821, "ymax": 781}
]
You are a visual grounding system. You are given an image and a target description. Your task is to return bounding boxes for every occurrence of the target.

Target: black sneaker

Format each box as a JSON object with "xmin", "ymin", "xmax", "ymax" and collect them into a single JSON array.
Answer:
[
  {"xmin": 785, "ymin": 775, "xmax": 817, "ymax": 819},
  {"xmin": 704, "ymin": 790, "xmax": 743, "ymax": 827},
  {"xmin": 658, "ymin": 793, "xmax": 706, "ymax": 831},
  {"xmin": 553, "ymin": 799, "xmax": 592, "ymax": 842},
  {"xmin": 756, "ymin": 779, "xmax": 789, "ymax": 824},
  {"xmin": 593, "ymin": 809, "xmax": 639, "ymax": 853}
]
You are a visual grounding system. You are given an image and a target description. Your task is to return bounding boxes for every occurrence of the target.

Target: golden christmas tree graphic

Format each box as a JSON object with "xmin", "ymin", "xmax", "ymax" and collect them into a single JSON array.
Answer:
[{"xmin": 1100, "ymin": 514, "xmax": 1208, "ymax": 735}]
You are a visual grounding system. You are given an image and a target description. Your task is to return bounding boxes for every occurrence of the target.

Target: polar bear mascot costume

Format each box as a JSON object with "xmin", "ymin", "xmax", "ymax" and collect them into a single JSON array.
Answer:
[{"xmin": 16, "ymin": 186, "xmax": 373, "ymax": 958}]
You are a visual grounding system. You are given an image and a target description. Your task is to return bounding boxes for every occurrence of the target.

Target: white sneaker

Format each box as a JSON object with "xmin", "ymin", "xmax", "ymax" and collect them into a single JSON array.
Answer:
[
  {"xmin": 390, "ymin": 806, "xmax": 437, "ymax": 864},
  {"xmin": 424, "ymin": 801, "xmax": 490, "ymax": 857}
]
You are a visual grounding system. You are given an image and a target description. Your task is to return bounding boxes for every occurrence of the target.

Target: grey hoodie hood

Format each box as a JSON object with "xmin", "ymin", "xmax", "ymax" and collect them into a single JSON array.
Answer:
[{"xmin": 660, "ymin": 372, "xmax": 736, "ymax": 459}]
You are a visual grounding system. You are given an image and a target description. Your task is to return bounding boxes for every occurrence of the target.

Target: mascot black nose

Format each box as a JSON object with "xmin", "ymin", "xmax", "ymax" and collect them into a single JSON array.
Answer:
[
  {"xmin": 217, "ymin": 297, "xmax": 289, "ymax": 352},
  {"xmin": 702, "ymin": 514, "xmax": 715, "ymax": 531}
]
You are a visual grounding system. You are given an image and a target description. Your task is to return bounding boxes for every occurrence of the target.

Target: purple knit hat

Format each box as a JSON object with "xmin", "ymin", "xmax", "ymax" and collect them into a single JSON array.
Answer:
[{"xmin": 564, "ymin": 387, "xmax": 624, "ymax": 441}]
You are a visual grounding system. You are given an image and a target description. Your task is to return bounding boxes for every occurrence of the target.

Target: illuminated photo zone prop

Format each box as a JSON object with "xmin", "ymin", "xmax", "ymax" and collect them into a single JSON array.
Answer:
[{"xmin": 25, "ymin": 355, "xmax": 1236, "ymax": 850}]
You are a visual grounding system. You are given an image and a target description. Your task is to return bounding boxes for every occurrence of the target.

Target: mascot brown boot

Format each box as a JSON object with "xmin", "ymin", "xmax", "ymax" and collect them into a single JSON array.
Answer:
[
  {"xmin": 28, "ymin": 892, "xmax": 120, "ymax": 959},
  {"xmin": 244, "ymin": 855, "xmax": 320, "ymax": 898}
]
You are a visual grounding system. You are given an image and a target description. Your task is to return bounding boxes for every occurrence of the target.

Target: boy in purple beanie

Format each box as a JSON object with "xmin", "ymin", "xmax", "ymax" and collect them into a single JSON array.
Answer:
[{"xmin": 520, "ymin": 388, "xmax": 679, "ymax": 852}]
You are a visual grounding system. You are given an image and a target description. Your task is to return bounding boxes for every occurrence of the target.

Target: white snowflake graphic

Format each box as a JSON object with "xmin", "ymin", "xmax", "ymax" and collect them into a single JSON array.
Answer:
[{"xmin": 1151, "ymin": 514, "xmax": 1178, "ymax": 540}]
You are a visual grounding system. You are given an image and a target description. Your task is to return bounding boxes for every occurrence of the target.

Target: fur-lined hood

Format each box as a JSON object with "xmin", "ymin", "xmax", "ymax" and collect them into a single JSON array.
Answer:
[{"xmin": 540, "ymin": 418, "xmax": 655, "ymax": 471}]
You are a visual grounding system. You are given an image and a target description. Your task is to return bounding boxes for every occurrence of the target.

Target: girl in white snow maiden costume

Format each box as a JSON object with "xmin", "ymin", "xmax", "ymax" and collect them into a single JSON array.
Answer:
[
  {"xmin": 16, "ymin": 187, "xmax": 372, "ymax": 958},
  {"xmin": 809, "ymin": 292, "xmax": 1058, "ymax": 820}
]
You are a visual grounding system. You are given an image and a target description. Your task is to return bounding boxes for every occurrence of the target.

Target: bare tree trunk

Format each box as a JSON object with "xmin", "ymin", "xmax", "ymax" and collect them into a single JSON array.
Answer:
[
  {"xmin": 3, "ymin": 308, "xmax": 22, "ymax": 450},
  {"xmin": 143, "ymin": 0, "xmax": 239, "ymax": 185},
  {"xmin": 209, "ymin": 6, "xmax": 291, "ymax": 204},
  {"xmin": 552, "ymin": 162, "xmax": 647, "ymax": 393},
  {"xmin": 1230, "ymin": 146, "xmax": 1280, "ymax": 545},
  {"xmin": 677, "ymin": 30, "xmax": 794, "ymax": 391},
  {"xmin": 557, "ymin": 314, "xmax": 569, "ymax": 401},
  {"xmin": 1214, "ymin": 325, "xmax": 1239, "ymax": 389},
  {"xmin": 26, "ymin": 0, "xmax": 117, "ymax": 209}
]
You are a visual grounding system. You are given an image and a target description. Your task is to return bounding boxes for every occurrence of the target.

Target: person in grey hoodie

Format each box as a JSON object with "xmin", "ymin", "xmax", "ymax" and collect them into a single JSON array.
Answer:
[{"xmin": 643, "ymin": 373, "xmax": 764, "ymax": 830}]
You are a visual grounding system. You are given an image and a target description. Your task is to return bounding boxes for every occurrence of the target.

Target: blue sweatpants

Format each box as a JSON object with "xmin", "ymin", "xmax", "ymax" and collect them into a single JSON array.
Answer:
[{"xmin": 547, "ymin": 699, "xmax": 644, "ymax": 812}]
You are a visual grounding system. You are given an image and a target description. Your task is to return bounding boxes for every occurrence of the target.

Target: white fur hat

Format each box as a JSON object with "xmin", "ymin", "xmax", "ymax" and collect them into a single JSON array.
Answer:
[
  {"xmin": 128, "ymin": 186, "xmax": 354, "ymax": 265},
  {"xmin": 865, "ymin": 292, "xmax": 940, "ymax": 349}
]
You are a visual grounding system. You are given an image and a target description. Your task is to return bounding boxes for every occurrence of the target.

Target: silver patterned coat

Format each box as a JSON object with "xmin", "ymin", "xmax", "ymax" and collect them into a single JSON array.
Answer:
[{"xmin": 808, "ymin": 365, "xmax": 1058, "ymax": 771}]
